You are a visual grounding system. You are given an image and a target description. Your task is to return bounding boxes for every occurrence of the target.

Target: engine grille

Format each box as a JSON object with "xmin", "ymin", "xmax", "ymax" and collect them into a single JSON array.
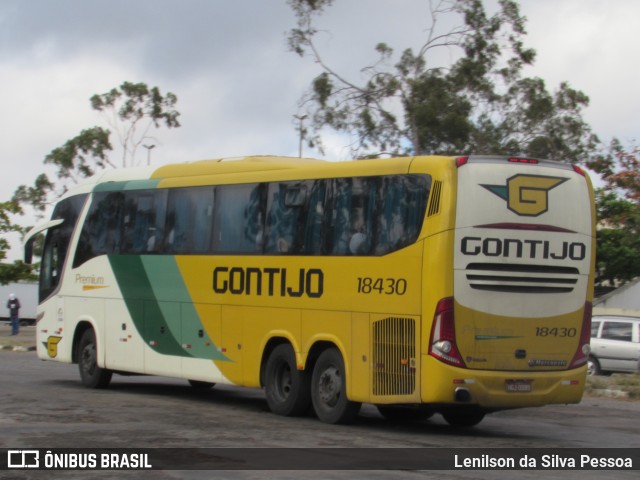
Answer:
[
  {"xmin": 465, "ymin": 262, "xmax": 579, "ymax": 293},
  {"xmin": 372, "ymin": 317, "xmax": 416, "ymax": 396},
  {"xmin": 427, "ymin": 180, "xmax": 442, "ymax": 216}
]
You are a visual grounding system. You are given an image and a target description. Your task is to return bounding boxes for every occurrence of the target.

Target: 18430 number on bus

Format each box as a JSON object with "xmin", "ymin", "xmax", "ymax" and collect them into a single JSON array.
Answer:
[{"xmin": 357, "ymin": 277, "xmax": 407, "ymax": 295}]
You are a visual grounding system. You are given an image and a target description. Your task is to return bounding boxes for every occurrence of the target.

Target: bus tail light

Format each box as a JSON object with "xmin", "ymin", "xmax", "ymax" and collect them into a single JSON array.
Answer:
[
  {"xmin": 572, "ymin": 164, "xmax": 587, "ymax": 176},
  {"xmin": 569, "ymin": 302, "xmax": 592, "ymax": 369},
  {"xmin": 455, "ymin": 156, "xmax": 469, "ymax": 167},
  {"xmin": 429, "ymin": 297, "xmax": 466, "ymax": 368},
  {"xmin": 508, "ymin": 157, "xmax": 539, "ymax": 164}
]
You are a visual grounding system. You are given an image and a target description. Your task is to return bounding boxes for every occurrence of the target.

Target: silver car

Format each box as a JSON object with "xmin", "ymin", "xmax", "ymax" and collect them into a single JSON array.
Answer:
[{"xmin": 589, "ymin": 315, "xmax": 640, "ymax": 375}]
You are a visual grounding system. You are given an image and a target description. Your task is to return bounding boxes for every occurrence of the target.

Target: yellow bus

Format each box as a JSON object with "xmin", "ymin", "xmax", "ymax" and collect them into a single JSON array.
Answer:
[{"xmin": 24, "ymin": 155, "xmax": 595, "ymax": 427}]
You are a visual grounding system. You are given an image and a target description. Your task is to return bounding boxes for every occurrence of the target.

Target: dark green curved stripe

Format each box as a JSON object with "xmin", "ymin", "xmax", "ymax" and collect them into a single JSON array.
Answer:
[
  {"xmin": 108, "ymin": 255, "xmax": 229, "ymax": 361},
  {"xmin": 94, "ymin": 179, "xmax": 162, "ymax": 192}
]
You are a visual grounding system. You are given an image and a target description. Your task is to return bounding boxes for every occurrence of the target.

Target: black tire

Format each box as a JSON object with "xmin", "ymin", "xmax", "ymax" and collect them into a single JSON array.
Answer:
[
  {"xmin": 311, "ymin": 348, "xmax": 361, "ymax": 424},
  {"xmin": 264, "ymin": 344, "xmax": 311, "ymax": 416},
  {"xmin": 441, "ymin": 408, "xmax": 485, "ymax": 428},
  {"xmin": 77, "ymin": 329, "xmax": 112, "ymax": 389},
  {"xmin": 188, "ymin": 380, "xmax": 215, "ymax": 390},
  {"xmin": 376, "ymin": 405, "xmax": 435, "ymax": 423},
  {"xmin": 587, "ymin": 356, "xmax": 602, "ymax": 376}
]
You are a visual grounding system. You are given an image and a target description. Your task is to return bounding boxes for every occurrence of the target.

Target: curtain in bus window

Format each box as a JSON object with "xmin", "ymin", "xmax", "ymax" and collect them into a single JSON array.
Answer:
[
  {"xmin": 375, "ymin": 175, "xmax": 430, "ymax": 255},
  {"xmin": 213, "ymin": 184, "xmax": 265, "ymax": 253},
  {"xmin": 303, "ymin": 181, "xmax": 326, "ymax": 254},
  {"xmin": 122, "ymin": 190, "xmax": 167, "ymax": 254},
  {"xmin": 265, "ymin": 182, "xmax": 311, "ymax": 254},
  {"xmin": 166, "ymin": 187, "xmax": 214, "ymax": 254},
  {"xmin": 329, "ymin": 178, "xmax": 376, "ymax": 255}
]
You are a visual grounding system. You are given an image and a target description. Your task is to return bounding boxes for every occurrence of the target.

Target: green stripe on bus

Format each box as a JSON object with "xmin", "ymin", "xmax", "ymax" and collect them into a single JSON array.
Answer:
[
  {"xmin": 141, "ymin": 256, "xmax": 229, "ymax": 361},
  {"xmin": 94, "ymin": 179, "xmax": 161, "ymax": 192},
  {"xmin": 108, "ymin": 255, "xmax": 187, "ymax": 358},
  {"xmin": 109, "ymin": 255, "xmax": 228, "ymax": 361}
]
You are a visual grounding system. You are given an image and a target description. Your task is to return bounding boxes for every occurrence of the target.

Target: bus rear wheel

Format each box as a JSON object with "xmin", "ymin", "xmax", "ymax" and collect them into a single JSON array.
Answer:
[
  {"xmin": 77, "ymin": 329, "xmax": 112, "ymax": 389},
  {"xmin": 311, "ymin": 348, "xmax": 361, "ymax": 424},
  {"xmin": 264, "ymin": 344, "xmax": 311, "ymax": 416}
]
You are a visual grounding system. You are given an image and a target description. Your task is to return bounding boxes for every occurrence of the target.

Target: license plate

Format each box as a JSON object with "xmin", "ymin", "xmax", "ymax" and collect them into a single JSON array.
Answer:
[{"xmin": 505, "ymin": 379, "xmax": 532, "ymax": 393}]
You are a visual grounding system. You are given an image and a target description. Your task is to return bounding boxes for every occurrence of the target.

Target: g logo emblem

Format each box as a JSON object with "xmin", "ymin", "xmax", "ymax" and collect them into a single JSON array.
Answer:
[
  {"xmin": 46, "ymin": 336, "xmax": 62, "ymax": 358},
  {"xmin": 482, "ymin": 175, "xmax": 568, "ymax": 217}
]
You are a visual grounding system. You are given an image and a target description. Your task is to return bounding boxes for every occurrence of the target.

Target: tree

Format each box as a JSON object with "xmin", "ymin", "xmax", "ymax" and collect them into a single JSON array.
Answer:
[
  {"xmin": 588, "ymin": 141, "xmax": 640, "ymax": 287},
  {"xmin": 13, "ymin": 82, "xmax": 180, "ymax": 213},
  {"xmin": 0, "ymin": 201, "xmax": 36, "ymax": 284},
  {"xmin": 288, "ymin": 0, "xmax": 598, "ymax": 161},
  {"xmin": 2, "ymin": 82, "xmax": 180, "ymax": 279},
  {"xmin": 90, "ymin": 81, "xmax": 180, "ymax": 168},
  {"xmin": 587, "ymin": 139, "xmax": 640, "ymax": 202}
]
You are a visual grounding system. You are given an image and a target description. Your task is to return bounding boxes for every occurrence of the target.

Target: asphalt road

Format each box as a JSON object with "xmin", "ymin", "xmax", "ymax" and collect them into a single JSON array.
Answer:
[{"xmin": 1, "ymin": 350, "xmax": 638, "ymax": 480}]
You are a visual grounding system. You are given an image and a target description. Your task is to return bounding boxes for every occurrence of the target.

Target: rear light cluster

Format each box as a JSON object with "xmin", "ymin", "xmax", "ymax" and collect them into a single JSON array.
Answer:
[
  {"xmin": 429, "ymin": 298, "xmax": 592, "ymax": 371},
  {"xmin": 429, "ymin": 297, "xmax": 466, "ymax": 368},
  {"xmin": 455, "ymin": 156, "xmax": 469, "ymax": 167},
  {"xmin": 569, "ymin": 302, "xmax": 592, "ymax": 369},
  {"xmin": 572, "ymin": 164, "xmax": 587, "ymax": 176},
  {"xmin": 508, "ymin": 157, "xmax": 539, "ymax": 164},
  {"xmin": 455, "ymin": 156, "xmax": 588, "ymax": 178},
  {"xmin": 456, "ymin": 156, "xmax": 541, "ymax": 167}
]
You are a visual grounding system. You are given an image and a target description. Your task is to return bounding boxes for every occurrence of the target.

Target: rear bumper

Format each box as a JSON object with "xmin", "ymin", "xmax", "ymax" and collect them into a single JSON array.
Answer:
[{"xmin": 421, "ymin": 355, "xmax": 586, "ymax": 409}]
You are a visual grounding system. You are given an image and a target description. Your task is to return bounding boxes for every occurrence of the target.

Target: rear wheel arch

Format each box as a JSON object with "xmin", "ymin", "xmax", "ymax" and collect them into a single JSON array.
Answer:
[
  {"xmin": 262, "ymin": 340, "xmax": 311, "ymax": 417},
  {"xmin": 260, "ymin": 336, "xmax": 295, "ymax": 387},
  {"xmin": 76, "ymin": 326, "xmax": 112, "ymax": 389},
  {"xmin": 304, "ymin": 340, "xmax": 336, "ymax": 374}
]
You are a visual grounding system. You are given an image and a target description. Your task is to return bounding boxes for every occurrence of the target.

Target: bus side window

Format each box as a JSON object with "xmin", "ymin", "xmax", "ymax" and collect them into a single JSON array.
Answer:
[
  {"xmin": 122, "ymin": 191, "xmax": 167, "ymax": 254},
  {"xmin": 265, "ymin": 181, "xmax": 310, "ymax": 254},
  {"xmin": 165, "ymin": 187, "xmax": 214, "ymax": 254},
  {"xmin": 328, "ymin": 178, "xmax": 376, "ymax": 255},
  {"xmin": 74, "ymin": 192, "xmax": 124, "ymax": 267},
  {"xmin": 376, "ymin": 175, "xmax": 430, "ymax": 255},
  {"xmin": 303, "ymin": 180, "xmax": 326, "ymax": 254},
  {"xmin": 212, "ymin": 184, "xmax": 266, "ymax": 253}
]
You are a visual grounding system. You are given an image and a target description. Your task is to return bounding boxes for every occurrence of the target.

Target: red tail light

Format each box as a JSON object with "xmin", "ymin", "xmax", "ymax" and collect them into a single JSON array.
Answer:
[
  {"xmin": 508, "ymin": 157, "xmax": 539, "ymax": 164},
  {"xmin": 429, "ymin": 297, "xmax": 466, "ymax": 368},
  {"xmin": 572, "ymin": 164, "xmax": 587, "ymax": 176},
  {"xmin": 569, "ymin": 302, "xmax": 592, "ymax": 369},
  {"xmin": 455, "ymin": 156, "xmax": 469, "ymax": 167}
]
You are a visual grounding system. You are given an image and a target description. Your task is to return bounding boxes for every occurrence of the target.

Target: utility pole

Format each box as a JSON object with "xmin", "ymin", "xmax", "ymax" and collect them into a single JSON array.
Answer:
[
  {"xmin": 294, "ymin": 114, "xmax": 308, "ymax": 158},
  {"xmin": 143, "ymin": 144, "xmax": 156, "ymax": 165}
]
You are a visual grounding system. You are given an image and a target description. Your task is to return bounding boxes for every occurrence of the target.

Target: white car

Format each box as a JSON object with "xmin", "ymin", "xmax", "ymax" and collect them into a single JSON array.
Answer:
[{"xmin": 589, "ymin": 316, "xmax": 640, "ymax": 375}]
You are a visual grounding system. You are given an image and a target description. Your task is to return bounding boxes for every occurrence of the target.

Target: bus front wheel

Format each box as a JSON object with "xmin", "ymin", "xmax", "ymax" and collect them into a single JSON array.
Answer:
[
  {"xmin": 77, "ymin": 329, "xmax": 112, "ymax": 389},
  {"xmin": 264, "ymin": 344, "xmax": 311, "ymax": 416},
  {"xmin": 311, "ymin": 348, "xmax": 361, "ymax": 424}
]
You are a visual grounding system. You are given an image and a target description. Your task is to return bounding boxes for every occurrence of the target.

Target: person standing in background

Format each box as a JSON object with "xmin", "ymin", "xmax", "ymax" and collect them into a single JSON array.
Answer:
[{"xmin": 7, "ymin": 293, "xmax": 21, "ymax": 336}]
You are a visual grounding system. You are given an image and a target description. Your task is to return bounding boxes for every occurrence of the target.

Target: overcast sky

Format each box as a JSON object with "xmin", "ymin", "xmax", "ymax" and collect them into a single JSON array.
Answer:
[{"xmin": 1, "ymin": 0, "xmax": 639, "ymax": 260}]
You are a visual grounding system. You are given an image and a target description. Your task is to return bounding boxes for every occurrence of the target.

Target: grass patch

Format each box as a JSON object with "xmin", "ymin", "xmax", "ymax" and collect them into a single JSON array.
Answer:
[{"xmin": 585, "ymin": 373, "xmax": 640, "ymax": 400}]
